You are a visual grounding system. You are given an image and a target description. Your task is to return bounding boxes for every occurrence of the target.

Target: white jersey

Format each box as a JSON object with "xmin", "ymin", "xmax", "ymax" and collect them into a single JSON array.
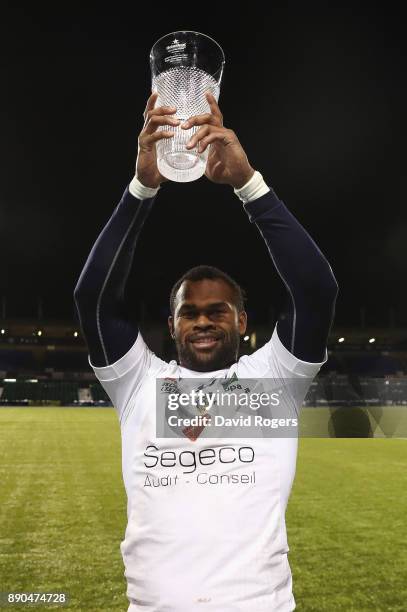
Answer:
[{"xmin": 89, "ymin": 325, "xmax": 326, "ymax": 611}]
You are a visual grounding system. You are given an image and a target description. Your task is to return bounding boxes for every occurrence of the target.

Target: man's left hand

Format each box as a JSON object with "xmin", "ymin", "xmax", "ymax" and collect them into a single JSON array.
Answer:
[{"xmin": 181, "ymin": 92, "xmax": 255, "ymax": 189}]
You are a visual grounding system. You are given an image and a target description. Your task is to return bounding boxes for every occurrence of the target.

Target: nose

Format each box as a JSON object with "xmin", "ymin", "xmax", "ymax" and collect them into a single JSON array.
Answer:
[{"xmin": 194, "ymin": 314, "xmax": 214, "ymax": 328}]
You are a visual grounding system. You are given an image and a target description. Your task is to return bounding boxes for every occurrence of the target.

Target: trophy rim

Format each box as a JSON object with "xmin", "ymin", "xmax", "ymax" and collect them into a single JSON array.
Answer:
[{"xmin": 150, "ymin": 30, "xmax": 225, "ymax": 65}]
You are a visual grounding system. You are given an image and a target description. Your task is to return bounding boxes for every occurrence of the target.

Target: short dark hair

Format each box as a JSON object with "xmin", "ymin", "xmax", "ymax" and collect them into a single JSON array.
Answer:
[{"xmin": 169, "ymin": 265, "xmax": 246, "ymax": 315}]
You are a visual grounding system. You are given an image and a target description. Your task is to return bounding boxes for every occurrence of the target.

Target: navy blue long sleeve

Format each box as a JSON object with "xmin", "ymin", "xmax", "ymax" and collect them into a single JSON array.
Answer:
[
  {"xmin": 74, "ymin": 181, "xmax": 338, "ymax": 369},
  {"xmin": 74, "ymin": 186, "xmax": 156, "ymax": 367},
  {"xmin": 244, "ymin": 187, "xmax": 338, "ymax": 362}
]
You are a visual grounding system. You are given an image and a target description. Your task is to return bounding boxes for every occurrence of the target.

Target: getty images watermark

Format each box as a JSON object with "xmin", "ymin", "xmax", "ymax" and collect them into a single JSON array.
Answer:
[{"xmin": 155, "ymin": 375, "xmax": 312, "ymax": 439}]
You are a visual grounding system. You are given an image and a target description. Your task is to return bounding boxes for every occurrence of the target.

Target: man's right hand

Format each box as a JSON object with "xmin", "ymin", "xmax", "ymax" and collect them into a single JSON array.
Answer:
[{"xmin": 135, "ymin": 91, "xmax": 180, "ymax": 189}]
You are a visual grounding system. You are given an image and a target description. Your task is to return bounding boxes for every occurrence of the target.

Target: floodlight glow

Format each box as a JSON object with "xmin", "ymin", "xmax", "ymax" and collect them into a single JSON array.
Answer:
[
  {"xmin": 369, "ymin": 337, "xmax": 376, "ymax": 343},
  {"xmin": 338, "ymin": 337, "xmax": 345, "ymax": 343},
  {"xmin": 74, "ymin": 331, "xmax": 78, "ymax": 337},
  {"xmin": 37, "ymin": 330, "xmax": 42, "ymax": 336},
  {"xmin": 1, "ymin": 329, "xmax": 5, "ymax": 334}
]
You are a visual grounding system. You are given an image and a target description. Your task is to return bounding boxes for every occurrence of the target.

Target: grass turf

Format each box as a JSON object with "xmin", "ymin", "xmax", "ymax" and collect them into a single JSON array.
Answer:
[{"xmin": 0, "ymin": 407, "xmax": 406, "ymax": 611}]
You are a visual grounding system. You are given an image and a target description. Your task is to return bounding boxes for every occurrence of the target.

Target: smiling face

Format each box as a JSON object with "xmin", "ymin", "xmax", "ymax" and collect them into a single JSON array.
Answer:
[{"xmin": 168, "ymin": 278, "xmax": 247, "ymax": 372}]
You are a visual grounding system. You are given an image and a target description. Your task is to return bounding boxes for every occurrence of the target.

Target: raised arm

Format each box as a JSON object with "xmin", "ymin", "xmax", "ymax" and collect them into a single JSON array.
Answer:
[
  {"xmin": 236, "ymin": 175, "xmax": 338, "ymax": 362},
  {"xmin": 74, "ymin": 184, "xmax": 156, "ymax": 367},
  {"xmin": 74, "ymin": 92, "xmax": 180, "ymax": 367},
  {"xmin": 183, "ymin": 91, "xmax": 338, "ymax": 363}
]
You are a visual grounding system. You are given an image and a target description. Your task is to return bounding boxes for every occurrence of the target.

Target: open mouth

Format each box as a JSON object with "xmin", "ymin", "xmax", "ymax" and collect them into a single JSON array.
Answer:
[{"xmin": 189, "ymin": 335, "xmax": 221, "ymax": 350}]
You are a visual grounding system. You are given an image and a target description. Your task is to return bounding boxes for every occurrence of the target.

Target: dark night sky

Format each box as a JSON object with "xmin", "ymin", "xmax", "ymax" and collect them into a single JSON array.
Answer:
[{"xmin": 1, "ymin": 5, "xmax": 404, "ymax": 328}]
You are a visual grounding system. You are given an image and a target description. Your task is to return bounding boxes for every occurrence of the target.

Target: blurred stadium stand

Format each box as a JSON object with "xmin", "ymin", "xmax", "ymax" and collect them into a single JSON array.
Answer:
[{"xmin": 0, "ymin": 318, "xmax": 407, "ymax": 406}]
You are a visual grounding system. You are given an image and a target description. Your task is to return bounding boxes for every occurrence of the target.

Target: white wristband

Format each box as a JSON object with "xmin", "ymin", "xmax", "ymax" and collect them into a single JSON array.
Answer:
[
  {"xmin": 233, "ymin": 170, "xmax": 270, "ymax": 204},
  {"xmin": 129, "ymin": 175, "xmax": 160, "ymax": 200}
]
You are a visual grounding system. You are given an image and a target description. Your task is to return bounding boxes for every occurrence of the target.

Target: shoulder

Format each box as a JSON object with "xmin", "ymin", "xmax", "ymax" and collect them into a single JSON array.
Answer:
[
  {"xmin": 236, "ymin": 324, "xmax": 327, "ymax": 379},
  {"xmin": 89, "ymin": 331, "xmax": 170, "ymax": 418},
  {"xmin": 89, "ymin": 331, "xmax": 168, "ymax": 382}
]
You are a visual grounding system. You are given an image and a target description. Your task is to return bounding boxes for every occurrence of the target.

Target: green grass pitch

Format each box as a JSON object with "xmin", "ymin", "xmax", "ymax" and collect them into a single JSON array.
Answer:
[{"xmin": 0, "ymin": 407, "xmax": 406, "ymax": 611}]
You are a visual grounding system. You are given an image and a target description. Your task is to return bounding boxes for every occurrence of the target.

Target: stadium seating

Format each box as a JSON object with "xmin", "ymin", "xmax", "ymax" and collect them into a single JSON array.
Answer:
[
  {"xmin": 89, "ymin": 383, "xmax": 111, "ymax": 403},
  {"xmin": 0, "ymin": 381, "xmax": 85, "ymax": 405},
  {"xmin": 0, "ymin": 350, "xmax": 36, "ymax": 371},
  {"xmin": 1, "ymin": 319, "xmax": 407, "ymax": 408},
  {"xmin": 43, "ymin": 351, "xmax": 90, "ymax": 371},
  {"xmin": 344, "ymin": 354, "xmax": 403, "ymax": 376}
]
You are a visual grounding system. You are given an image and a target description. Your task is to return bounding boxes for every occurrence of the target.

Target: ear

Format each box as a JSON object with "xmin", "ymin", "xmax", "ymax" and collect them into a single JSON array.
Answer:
[
  {"xmin": 238, "ymin": 310, "xmax": 248, "ymax": 335},
  {"xmin": 168, "ymin": 315, "xmax": 175, "ymax": 339}
]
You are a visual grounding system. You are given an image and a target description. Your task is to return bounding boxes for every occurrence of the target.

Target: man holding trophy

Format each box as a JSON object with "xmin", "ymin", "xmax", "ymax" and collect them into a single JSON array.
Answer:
[{"xmin": 74, "ymin": 32, "xmax": 338, "ymax": 612}]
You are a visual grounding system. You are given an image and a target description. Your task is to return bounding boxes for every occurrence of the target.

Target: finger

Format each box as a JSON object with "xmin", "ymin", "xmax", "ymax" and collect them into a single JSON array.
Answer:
[
  {"xmin": 143, "ymin": 107, "xmax": 178, "ymax": 130},
  {"xmin": 144, "ymin": 115, "xmax": 180, "ymax": 135},
  {"xmin": 146, "ymin": 91, "xmax": 158, "ymax": 106},
  {"xmin": 205, "ymin": 91, "xmax": 223, "ymax": 122},
  {"xmin": 145, "ymin": 130, "xmax": 176, "ymax": 144},
  {"xmin": 197, "ymin": 129, "xmax": 233, "ymax": 153},
  {"xmin": 181, "ymin": 112, "xmax": 221, "ymax": 130},
  {"xmin": 144, "ymin": 106, "xmax": 177, "ymax": 122},
  {"xmin": 143, "ymin": 92, "xmax": 158, "ymax": 116},
  {"xmin": 144, "ymin": 103, "xmax": 177, "ymax": 122},
  {"xmin": 185, "ymin": 125, "xmax": 211, "ymax": 149}
]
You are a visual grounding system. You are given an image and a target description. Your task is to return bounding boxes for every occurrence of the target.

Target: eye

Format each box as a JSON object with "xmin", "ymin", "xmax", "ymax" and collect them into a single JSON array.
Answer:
[
  {"xmin": 182, "ymin": 311, "xmax": 195, "ymax": 319},
  {"xmin": 211, "ymin": 309, "xmax": 225, "ymax": 316}
]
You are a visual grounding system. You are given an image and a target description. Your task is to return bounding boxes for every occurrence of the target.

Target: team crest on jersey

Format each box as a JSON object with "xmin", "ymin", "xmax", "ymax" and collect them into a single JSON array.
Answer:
[
  {"xmin": 160, "ymin": 378, "xmax": 178, "ymax": 394},
  {"xmin": 221, "ymin": 372, "xmax": 251, "ymax": 394}
]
